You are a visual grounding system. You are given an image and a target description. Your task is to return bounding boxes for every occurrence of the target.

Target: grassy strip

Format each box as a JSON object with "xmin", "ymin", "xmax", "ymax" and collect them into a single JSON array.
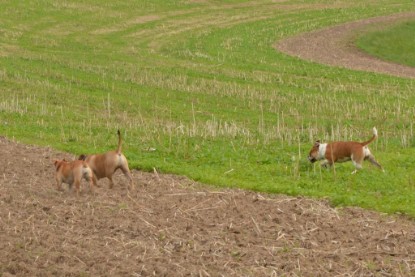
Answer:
[{"xmin": 356, "ymin": 20, "xmax": 415, "ymax": 67}]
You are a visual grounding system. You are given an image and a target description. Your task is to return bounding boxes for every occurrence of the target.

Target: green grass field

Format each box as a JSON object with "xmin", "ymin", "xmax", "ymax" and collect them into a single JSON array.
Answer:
[
  {"xmin": 357, "ymin": 20, "xmax": 415, "ymax": 67},
  {"xmin": 1, "ymin": 1, "xmax": 415, "ymax": 216}
]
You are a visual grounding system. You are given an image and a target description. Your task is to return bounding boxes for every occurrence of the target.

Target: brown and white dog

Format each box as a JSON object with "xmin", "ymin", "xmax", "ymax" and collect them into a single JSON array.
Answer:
[
  {"xmin": 79, "ymin": 130, "xmax": 133, "ymax": 189},
  {"xmin": 308, "ymin": 127, "xmax": 383, "ymax": 174},
  {"xmin": 54, "ymin": 159, "xmax": 96, "ymax": 195}
]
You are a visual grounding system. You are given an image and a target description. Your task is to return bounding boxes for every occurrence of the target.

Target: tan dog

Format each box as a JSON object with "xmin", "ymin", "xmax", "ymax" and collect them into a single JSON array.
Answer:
[
  {"xmin": 54, "ymin": 159, "xmax": 96, "ymax": 195},
  {"xmin": 79, "ymin": 130, "xmax": 133, "ymax": 189},
  {"xmin": 308, "ymin": 127, "xmax": 383, "ymax": 174}
]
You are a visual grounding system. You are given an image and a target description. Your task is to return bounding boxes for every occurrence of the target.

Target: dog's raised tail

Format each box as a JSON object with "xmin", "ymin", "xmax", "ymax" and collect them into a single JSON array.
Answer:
[
  {"xmin": 116, "ymin": 129, "xmax": 122, "ymax": 154},
  {"xmin": 361, "ymin": 127, "xmax": 378, "ymax": 146}
]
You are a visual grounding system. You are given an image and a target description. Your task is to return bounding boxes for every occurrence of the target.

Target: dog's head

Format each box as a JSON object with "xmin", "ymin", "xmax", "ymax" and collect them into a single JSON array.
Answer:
[
  {"xmin": 53, "ymin": 159, "xmax": 66, "ymax": 170},
  {"xmin": 78, "ymin": 154, "xmax": 87, "ymax": 161},
  {"xmin": 308, "ymin": 140, "xmax": 321, "ymax": 163}
]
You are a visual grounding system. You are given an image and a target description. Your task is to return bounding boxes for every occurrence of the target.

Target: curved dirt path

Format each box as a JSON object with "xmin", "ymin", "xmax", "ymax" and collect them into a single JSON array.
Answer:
[{"xmin": 276, "ymin": 12, "xmax": 415, "ymax": 79}]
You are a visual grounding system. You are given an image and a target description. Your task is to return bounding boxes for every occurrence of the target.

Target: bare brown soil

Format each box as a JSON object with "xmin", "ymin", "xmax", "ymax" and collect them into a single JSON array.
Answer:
[
  {"xmin": 1, "ymin": 137, "xmax": 415, "ymax": 276},
  {"xmin": 276, "ymin": 12, "xmax": 415, "ymax": 79}
]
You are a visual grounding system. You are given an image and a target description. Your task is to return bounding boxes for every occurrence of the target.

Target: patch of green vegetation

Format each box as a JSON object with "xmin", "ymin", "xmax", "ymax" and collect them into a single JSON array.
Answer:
[
  {"xmin": 1, "ymin": 1, "xmax": 415, "ymax": 216},
  {"xmin": 356, "ymin": 20, "xmax": 415, "ymax": 67}
]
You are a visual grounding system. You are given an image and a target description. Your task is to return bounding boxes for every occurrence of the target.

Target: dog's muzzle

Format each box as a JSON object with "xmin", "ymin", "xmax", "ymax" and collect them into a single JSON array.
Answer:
[{"xmin": 308, "ymin": 156, "xmax": 317, "ymax": 163}]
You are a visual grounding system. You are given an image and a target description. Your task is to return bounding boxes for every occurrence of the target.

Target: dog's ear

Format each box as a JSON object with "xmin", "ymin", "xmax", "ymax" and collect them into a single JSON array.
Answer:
[
  {"xmin": 53, "ymin": 160, "xmax": 60, "ymax": 167},
  {"xmin": 78, "ymin": 154, "xmax": 87, "ymax": 161},
  {"xmin": 314, "ymin": 140, "xmax": 320, "ymax": 147}
]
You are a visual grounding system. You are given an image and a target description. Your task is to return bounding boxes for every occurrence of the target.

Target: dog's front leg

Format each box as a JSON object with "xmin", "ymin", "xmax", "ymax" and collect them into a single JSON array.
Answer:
[
  {"xmin": 56, "ymin": 177, "xmax": 63, "ymax": 191},
  {"xmin": 91, "ymin": 173, "xmax": 101, "ymax": 187},
  {"xmin": 108, "ymin": 176, "xmax": 114, "ymax": 189},
  {"xmin": 320, "ymin": 159, "xmax": 331, "ymax": 169}
]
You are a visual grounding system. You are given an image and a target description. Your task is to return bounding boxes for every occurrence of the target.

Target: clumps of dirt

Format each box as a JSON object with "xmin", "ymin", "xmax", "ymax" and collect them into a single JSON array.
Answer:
[
  {"xmin": 276, "ymin": 12, "xmax": 415, "ymax": 79},
  {"xmin": 0, "ymin": 136, "xmax": 414, "ymax": 276}
]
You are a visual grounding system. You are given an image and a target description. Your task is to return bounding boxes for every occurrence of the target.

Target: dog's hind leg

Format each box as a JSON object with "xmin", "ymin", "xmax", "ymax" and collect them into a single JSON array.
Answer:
[
  {"xmin": 351, "ymin": 161, "xmax": 363, "ymax": 174},
  {"xmin": 121, "ymin": 166, "xmax": 133, "ymax": 190},
  {"xmin": 74, "ymin": 180, "xmax": 81, "ymax": 196},
  {"xmin": 351, "ymin": 163, "xmax": 362, "ymax": 174},
  {"xmin": 120, "ymin": 156, "xmax": 134, "ymax": 189},
  {"xmin": 366, "ymin": 154, "xmax": 384, "ymax": 171},
  {"xmin": 86, "ymin": 175, "xmax": 96, "ymax": 194},
  {"xmin": 351, "ymin": 152, "xmax": 365, "ymax": 174}
]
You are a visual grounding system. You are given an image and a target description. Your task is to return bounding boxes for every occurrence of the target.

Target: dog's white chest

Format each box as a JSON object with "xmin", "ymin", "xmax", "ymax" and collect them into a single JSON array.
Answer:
[{"xmin": 318, "ymin": 143, "xmax": 327, "ymax": 160}]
